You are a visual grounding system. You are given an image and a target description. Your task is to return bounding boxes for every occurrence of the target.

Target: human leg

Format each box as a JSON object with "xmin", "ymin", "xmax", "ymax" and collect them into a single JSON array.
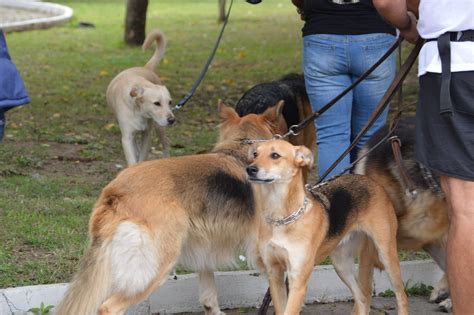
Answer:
[
  {"xmin": 303, "ymin": 34, "xmax": 352, "ymax": 178},
  {"xmin": 440, "ymin": 176, "xmax": 474, "ymax": 314},
  {"xmin": 415, "ymin": 71, "xmax": 474, "ymax": 313}
]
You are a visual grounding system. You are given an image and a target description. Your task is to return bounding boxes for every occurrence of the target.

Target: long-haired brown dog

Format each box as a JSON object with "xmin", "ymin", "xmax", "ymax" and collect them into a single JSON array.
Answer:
[
  {"xmin": 247, "ymin": 140, "xmax": 408, "ymax": 315},
  {"xmin": 54, "ymin": 102, "xmax": 286, "ymax": 315}
]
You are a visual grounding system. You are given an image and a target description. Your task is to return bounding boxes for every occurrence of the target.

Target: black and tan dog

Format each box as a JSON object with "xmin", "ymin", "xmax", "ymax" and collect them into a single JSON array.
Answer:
[
  {"xmin": 235, "ymin": 73, "xmax": 316, "ymax": 160},
  {"xmin": 247, "ymin": 140, "xmax": 408, "ymax": 315},
  {"xmin": 355, "ymin": 117, "xmax": 451, "ymax": 311},
  {"xmin": 55, "ymin": 103, "xmax": 287, "ymax": 315}
]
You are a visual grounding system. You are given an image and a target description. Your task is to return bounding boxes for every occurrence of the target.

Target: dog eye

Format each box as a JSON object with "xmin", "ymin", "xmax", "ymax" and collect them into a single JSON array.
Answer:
[
  {"xmin": 154, "ymin": 101, "xmax": 161, "ymax": 106},
  {"xmin": 271, "ymin": 152, "xmax": 280, "ymax": 160},
  {"xmin": 252, "ymin": 151, "xmax": 258, "ymax": 158}
]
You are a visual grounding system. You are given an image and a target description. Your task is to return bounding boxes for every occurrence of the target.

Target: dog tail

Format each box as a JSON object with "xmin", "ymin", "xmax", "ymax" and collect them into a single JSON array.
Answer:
[
  {"xmin": 143, "ymin": 28, "xmax": 167, "ymax": 70},
  {"xmin": 54, "ymin": 240, "xmax": 113, "ymax": 315},
  {"xmin": 55, "ymin": 189, "xmax": 161, "ymax": 315}
]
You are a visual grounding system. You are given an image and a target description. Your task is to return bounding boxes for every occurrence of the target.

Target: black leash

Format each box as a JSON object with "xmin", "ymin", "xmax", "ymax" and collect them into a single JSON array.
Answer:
[{"xmin": 173, "ymin": 0, "xmax": 233, "ymax": 111}]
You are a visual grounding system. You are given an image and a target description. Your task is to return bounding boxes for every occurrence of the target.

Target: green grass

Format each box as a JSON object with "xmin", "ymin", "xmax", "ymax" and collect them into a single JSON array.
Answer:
[
  {"xmin": 0, "ymin": 0, "xmax": 422, "ymax": 287},
  {"xmin": 379, "ymin": 282, "xmax": 434, "ymax": 297}
]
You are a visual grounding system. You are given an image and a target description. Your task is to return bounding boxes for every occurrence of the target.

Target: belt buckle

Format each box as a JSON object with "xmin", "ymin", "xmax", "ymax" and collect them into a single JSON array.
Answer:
[{"xmin": 331, "ymin": 0, "xmax": 360, "ymax": 4}]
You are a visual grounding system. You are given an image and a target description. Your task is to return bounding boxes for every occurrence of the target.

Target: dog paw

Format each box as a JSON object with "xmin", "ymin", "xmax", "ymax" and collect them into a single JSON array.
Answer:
[
  {"xmin": 430, "ymin": 289, "xmax": 449, "ymax": 304},
  {"xmin": 438, "ymin": 298, "xmax": 452, "ymax": 313},
  {"xmin": 429, "ymin": 283, "xmax": 449, "ymax": 303}
]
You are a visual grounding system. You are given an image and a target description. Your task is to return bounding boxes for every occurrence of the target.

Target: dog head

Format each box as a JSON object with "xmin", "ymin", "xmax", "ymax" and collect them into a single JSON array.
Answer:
[
  {"xmin": 130, "ymin": 84, "xmax": 175, "ymax": 127},
  {"xmin": 246, "ymin": 140, "xmax": 313, "ymax": 184},
  {"xmin": 217, "ymin": 100, "xmax": 286, "ymax": 144}
]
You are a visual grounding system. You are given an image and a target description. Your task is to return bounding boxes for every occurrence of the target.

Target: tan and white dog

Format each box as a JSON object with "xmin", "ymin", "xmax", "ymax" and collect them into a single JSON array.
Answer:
[
  {"xmin": 247, "ymin": 140, "xmax": 408, "ymax": 315},
  {"xmin": 354, "ymin": 117, "xmax": 451, "ymax": 311},
  {"xmin": 106, "ymin": 29, "xmax": 174, "ymax": 165},
  {"xmin": 54, "ymin": 103, "xmax": 288, "ymax": 315}
]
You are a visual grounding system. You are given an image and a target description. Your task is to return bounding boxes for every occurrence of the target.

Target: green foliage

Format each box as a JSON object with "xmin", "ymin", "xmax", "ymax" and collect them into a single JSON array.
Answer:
[
  {"xmin": 28, "ymin": 302, "xmax": 54, "ymax": 314},
  {"xmin": 379, "ymin": 281, "xmax": 433, "ymax": 298}
]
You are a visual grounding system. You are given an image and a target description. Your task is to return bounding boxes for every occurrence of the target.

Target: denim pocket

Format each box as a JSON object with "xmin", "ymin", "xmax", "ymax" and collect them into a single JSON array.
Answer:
[
  {"xmin": 362, "ymin": 36, "xmax": 396, "ymax": 79},
  {"xmin": 303, "ymin": 36, "xmax": 337, "ymax": 77}
]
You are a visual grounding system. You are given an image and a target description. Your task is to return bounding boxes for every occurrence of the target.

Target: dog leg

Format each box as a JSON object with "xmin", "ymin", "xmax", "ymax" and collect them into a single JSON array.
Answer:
[
  {"xmin": 430, "ymin": 274, "xmax": 449, "ymax": 301},
  {"xmin": 424, "ymin": 242, "xmax": 451, "ymax": 310},
  {"xmin": 357, "ymin": 235, "xmax": 378, "ymax": 312},
  {"xmin": 121, "ymin": 132, "xmax": 138, "ymax": 165},
  {"xmin": 284, "ymin": 255, "xmax": 315, "ymax": 315},
  {"xmin": 424, "ymin": 242, "xmax": 447, "ymax": 272},
  {"xmin": 199, "ymin": 270, "xmax": 225, "ymax": 315},
  {"xmin": 156, "ymin": 125, "xmax": 170, "ymax": 158},
  {"xmin": 367, "ymin": 231, "xmax": 409, "ymax": 315},
  {"xmin": 266, "ymin": 264, "xmax": 288, "ymax": 315},
  {"xmin": 99, "ymin": 260, "xmax": 177, "ymax": 315},
  {"xmin": 331, "ymin": 235, "xmax": 369, "ymax": 315},
  {"xmin": 138, "ymin": 121, "xmax": 153, "ymax": 162}
]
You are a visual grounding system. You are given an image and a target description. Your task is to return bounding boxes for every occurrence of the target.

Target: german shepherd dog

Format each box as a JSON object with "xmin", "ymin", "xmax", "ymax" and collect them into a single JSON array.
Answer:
[
  {"xmin": 355, "ymin": 117, "xmax": 451, "ymax": 311},
  {"xmin": 235, "ymin": 74, "xmax": 316, "ymax": 159},
  {"xmin": 54, "ymin": 103, "xmax": 286, "ymax": 315},
  {"xmin": 247, "ymin": 140, "xmax": 408, "ymax": 315}
]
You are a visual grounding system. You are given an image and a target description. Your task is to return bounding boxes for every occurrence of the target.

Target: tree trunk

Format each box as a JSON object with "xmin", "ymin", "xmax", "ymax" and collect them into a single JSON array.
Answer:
[
  {"xmin": 218, "ymin": 0, "xmax": 226, "ymax": 23},
  {"xmin": 124, "ymin": 0, "xmax": 149, "ymax": 45}
]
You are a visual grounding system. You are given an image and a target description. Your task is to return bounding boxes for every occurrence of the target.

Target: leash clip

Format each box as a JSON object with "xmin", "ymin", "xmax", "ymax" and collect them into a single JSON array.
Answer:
[{"xmin": 287, "ymin": 125, "xmax": 301, "ymax": 136}]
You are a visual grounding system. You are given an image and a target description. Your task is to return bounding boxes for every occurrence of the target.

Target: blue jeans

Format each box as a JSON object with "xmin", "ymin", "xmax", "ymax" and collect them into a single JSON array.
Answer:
[{"xmin": 303, "ymin": 33, "xmax": 396, "ymax": 178}]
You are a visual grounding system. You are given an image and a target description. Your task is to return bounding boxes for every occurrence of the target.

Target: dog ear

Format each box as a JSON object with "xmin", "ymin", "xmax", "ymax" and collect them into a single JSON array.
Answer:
[
  {"xmin": 218, "ymin": 100, "xmax": 239, "ymax": 122},
  {"xmin": 130, "ymin": 86, "xmax": 144, "ymax": 98},
  {"xmin": 262, "ymin": 100, "xmax": 285, "ymax": 124},
  {"xmin": 294, "ymin": 146, "xmax": 314, "ymax": 169}
]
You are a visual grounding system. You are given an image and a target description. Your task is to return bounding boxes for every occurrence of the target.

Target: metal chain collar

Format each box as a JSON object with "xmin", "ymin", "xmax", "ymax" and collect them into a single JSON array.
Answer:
[
  {"xmin": 419, "ymin": 163, "xmax": 444, "ymax": 197},
  {"xmin": 266, "ymin": 197, "xmax": 309, "ymax": 226}
]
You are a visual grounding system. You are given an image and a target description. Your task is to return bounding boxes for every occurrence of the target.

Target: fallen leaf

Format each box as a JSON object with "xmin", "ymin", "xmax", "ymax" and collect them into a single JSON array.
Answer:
[{"xmin": 104, "ymin": 123, "xmax": 115, "ymax": 131}]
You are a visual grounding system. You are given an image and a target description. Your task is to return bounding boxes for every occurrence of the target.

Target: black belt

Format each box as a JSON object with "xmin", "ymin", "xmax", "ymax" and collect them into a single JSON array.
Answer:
[{"xmin": 425, "ymin": 30, "xmax": 474, "ymax": 116}]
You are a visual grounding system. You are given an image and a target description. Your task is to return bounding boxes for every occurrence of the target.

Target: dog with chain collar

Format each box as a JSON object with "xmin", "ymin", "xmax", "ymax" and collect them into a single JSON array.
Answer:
[{"xmin": 247, "ymin": 139, "xmax": 408, "ymax": 315}]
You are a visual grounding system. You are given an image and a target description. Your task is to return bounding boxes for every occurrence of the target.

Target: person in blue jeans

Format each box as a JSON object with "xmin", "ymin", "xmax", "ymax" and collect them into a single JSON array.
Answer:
[
  {"xmin": 292, "ymin": 0, "xmax": 397, "ymax": 178},
  {"xmin": 0, "ymin": 31, "xmax": 30, "ymax": 142}
]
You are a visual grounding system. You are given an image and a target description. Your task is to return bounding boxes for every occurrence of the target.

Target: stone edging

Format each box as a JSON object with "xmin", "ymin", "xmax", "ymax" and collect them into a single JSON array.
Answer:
[
  {"xmin": 0, "ymin": 0, "xmax": 73, "ymax": 32},
  {"xmin": 0, "ymin": 260, "xmax": 443, "ymax": 314}
]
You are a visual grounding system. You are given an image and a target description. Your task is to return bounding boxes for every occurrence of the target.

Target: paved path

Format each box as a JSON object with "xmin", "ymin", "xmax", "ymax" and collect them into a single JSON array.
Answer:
[{"xmin": 174, "ymin": 297, "xmax": 445, "ymax": 315}]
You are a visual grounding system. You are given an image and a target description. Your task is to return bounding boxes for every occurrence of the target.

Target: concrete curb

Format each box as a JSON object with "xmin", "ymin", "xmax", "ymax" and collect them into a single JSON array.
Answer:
[
  {"xmin": 0, "ymin": 0, "xmax": 73, "ymax": 32},
  {"xmin": 0, "ymin": 260, "xmax": 443, "ymax": 314}
]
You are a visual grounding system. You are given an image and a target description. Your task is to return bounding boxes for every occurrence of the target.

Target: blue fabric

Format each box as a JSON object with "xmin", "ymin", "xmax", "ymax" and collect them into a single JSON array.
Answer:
[
  {"xmin": 303, "ymin": 33, "xmax": 396, "ymax": 178},
  {"xmin": 0, "ymin": 31, "xmax": 30, "ymax": 110}
]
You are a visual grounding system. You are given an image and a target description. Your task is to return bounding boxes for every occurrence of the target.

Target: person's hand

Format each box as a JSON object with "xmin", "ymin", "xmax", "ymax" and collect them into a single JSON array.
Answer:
[{"xmin": 399, "ymin": 12, "xmax": 419, "ymax": 44}]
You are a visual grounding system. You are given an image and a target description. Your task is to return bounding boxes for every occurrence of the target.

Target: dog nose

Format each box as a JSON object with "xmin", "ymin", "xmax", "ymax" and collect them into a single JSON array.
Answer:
[
  {"xmin": 246, "ymin": 165, "xmax": 258, "ymax": 177},
  {"xmin": 167, "ymin": 117, "xmax": 175, "ymax": 125}
]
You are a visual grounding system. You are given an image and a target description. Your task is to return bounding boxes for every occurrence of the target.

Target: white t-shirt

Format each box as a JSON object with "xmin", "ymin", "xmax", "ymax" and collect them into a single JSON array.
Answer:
[{"xmin": 417, "ymin": 0, "xmax": 474, "ymax": 76}]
